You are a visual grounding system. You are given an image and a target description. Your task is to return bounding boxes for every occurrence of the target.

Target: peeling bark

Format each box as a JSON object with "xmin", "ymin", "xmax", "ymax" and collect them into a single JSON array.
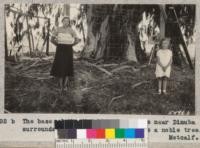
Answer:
[
  {"xmin": 126, "ymin": 33, "xmax": 138, "ymax": 62},
  {"xmin": 94, "ymin": 16, "xmax": 109, "ymax": 60}
]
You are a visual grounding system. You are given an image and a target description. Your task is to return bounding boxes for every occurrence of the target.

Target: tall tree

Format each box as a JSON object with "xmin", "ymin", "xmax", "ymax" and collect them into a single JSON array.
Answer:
[
  {"xmin": 82, "ymin": 5, "xmax": 160, "ymax": 63},
  {"xmin": 4, "ymin": 6, "xmax": 8, "ymax": 60}
]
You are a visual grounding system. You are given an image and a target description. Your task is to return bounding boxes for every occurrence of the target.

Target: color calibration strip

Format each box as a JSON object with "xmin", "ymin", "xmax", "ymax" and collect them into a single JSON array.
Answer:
[
  {"xmin": 56, "ymin": 128, "xmax": 144, "ymax": 139},
  {"xmin": 55, "ymin": 119, "xmax": 147, "ymax": 139},
  {"xmin": 55, "ymin": 119, "xmax": 148, "ymax": 148}
]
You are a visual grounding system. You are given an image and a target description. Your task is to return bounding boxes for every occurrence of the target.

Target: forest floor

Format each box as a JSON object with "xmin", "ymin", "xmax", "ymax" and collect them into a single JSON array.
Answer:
[{"xmin": 5, "ymin": 55, "xmax": 195, "ymax": 115}]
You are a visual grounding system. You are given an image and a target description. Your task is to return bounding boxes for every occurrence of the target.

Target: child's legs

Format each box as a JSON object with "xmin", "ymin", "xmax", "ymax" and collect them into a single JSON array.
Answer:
[
  {"xmin": 141, "ymin": 41, "xmax": 145, "ymax": 50},
  {"xmin": 158, "ymin": 78, "xmax": 162, "ymax": 92},
  {"xmin": 163, "ymin": 77, "xmax": 168, "ymax": 92}
]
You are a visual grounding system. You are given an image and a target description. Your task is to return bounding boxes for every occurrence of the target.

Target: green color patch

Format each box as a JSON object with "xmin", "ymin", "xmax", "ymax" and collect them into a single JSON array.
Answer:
[{"xmin": 115, "ymin": 128, "xmax": 125, "ymax": 138}]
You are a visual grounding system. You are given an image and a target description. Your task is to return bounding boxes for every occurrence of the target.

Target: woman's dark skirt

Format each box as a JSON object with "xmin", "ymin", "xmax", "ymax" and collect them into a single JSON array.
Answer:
[{"xmin": 50, "ymin": 44, "xmax": 73, "ymax": 78}]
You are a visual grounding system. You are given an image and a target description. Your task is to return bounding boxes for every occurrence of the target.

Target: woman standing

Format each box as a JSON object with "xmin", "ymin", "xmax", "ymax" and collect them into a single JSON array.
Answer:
[{"xmin": 50, "ymin": 16, "xmax": 80, "ymax": 92}]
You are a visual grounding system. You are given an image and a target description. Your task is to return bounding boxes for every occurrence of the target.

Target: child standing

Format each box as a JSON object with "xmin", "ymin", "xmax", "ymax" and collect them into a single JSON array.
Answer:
[{"xmin": 155, "ymin": 38, "xmax": 173, "ymax": 94}]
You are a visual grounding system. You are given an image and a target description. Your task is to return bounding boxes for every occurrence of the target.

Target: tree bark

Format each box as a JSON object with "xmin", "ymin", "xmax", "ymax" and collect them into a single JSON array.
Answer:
[
  {"xmin": 26, "ymin": 16, "xmax": 32, "ymax": 55},
  {"xmin": 30, "ymin": 28, "xmax": 35, "ymax": 52},
  {"xmin": 80, "ymin": 21, "xmax": 86, "ymax": 43},
  {"xmin": 63, "ymin": 4, "xmax": 70, "ymax": 16},
  {"xmin": 94, "ymin": 16, "xmax": 109, "ymax": 60},
  {"xmin": 81, "ymin": 5, "xmax": 97, "ymax": 58},
  {"xmin": 82, "ymin": 5, "xmax": 111, "ymax": 59},
  {"xmin": 46, "ymin": 18, "xmax": 50, "ymax": 56},
  {"xmin": 4, "ymin": 9, "xmax": 8, "ymax": 60},
  {"xmin": 126, "ymin": 33, "xmax": 138, "ymax": 62},
  {"xmin": 82, "ymin": 5, "xmax": 140, "ymax": 62}
]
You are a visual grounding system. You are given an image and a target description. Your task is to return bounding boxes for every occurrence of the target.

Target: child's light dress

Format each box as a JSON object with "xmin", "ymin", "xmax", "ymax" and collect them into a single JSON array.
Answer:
[{"xmin": 155, "ymin": 49, "xmax": 172, "ymax": 78}]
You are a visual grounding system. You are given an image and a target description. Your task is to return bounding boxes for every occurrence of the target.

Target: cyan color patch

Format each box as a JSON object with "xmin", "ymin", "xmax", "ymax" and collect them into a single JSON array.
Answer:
[{"xmin": 125, "ymin": 128, "xmax": 135, "ymax": 138}]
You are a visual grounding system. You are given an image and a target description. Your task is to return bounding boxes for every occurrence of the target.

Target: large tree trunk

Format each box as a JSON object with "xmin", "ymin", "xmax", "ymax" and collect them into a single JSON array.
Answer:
[
  {"xmin": 4, "ymin": 9, "xmax": 8, "ymax": 61},
  {"xmin": 26, "ymin": 16, "xmax": 32, "ymax": 55},
  {"xmin": 46, "ymin": 18, "xmax": 50, "ymax": 56},
  {"xmin": 30, "ymin": 28, "xmax": 35, "ymax": 52},
  {"xmin": 81, "ymin": 5, "xmax": 99, "ymax": 58},
  {"xmin": 63, "ymin": 4, "xmax": 70, "ymax": 16},
  {"xmin": 93, "ymin": 16, "xmax": 109, "ymax": 60},
  {"xmin": 82, "ymin": 5, "xmax": 144, "ymax": 62},
  {"xmin": 126, "ymin": 33, "xmax": 138, "ymax": 62}
]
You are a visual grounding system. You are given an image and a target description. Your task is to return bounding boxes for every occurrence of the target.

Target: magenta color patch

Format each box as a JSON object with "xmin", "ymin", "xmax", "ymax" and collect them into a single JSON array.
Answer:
[{"xmin": 86, "ymin": 129, "xmax": 96, "ymax": 139}]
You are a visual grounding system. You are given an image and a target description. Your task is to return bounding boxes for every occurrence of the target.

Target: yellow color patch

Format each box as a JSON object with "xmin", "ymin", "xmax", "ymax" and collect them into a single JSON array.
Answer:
[{"xmin": 105, "ymin": 129, "xmax": 115, "ymax": 139}]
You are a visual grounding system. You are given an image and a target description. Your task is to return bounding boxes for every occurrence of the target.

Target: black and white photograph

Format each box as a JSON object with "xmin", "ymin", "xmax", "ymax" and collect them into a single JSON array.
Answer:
[{"xmin": 4, "ymin": 4, "xmax": 196, "ymax": 114}]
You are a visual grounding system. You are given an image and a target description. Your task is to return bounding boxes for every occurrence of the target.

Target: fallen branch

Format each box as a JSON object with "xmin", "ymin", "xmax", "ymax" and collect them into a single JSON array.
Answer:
[
  {"xmin": 84, "ymin": 61, "xmax": 112, "ymax": 76},
  {"xmin": 108, "ymin": 95, "xmax": 124, "ymax": 109},
  {"xmin": 132, "ymin": 81, "xmax": 149, "ymax": 89},
  {"xmin": 20, "ymin": 72, "xmax": 51, "ymax": 76},
  {"xmin": 20, "ymin": 74, "xmax": 52, "ymax": 80},
  {"xmin": 119, "ymin": 61, "xmax": 130, "ymax": 66},
  {"xmin": 81, "ymin": 82, "xmax": 112, "ymax": 92},
  {"xmin": 36, "ymin": 76, "xmax": 53, "ymax": 80},
  {"xmin": 111, "ymin": 65, "xmax": 132, "ymax": 73},
  {"xmin": 20, "ymin": 60, "xmax": 41, "ymax": 71},
  {"xmin": 100, "ymin": 63, "xmax": 118, "ymax": 67},
  {"xmin": 29, "ymin": 60, "xmax": 41, "ymax": 67},
  {"xmin": 20, "ymin": 57, "xmax": 41, "ymax": 61},
  {"xmin": 13, "ymin": 63, "xmax": 24, "ymax": 70},
  {"xmin": 140, "ymin": 64, "xmax": 148, "ymax": 68},
  {"xmin": 81, "ymin": 87, "xmax": 93, "ymax": 92},
  {"xmin": 22, "ymin": 62, "xmax": 51, "ymax": 71},
  {"xmin": 41, "ymin": 56, "xmax": 54, "ymax": 61},
  {"xmin": 94, "ymin": 59, "xmax": 104, "ymax": 65}
]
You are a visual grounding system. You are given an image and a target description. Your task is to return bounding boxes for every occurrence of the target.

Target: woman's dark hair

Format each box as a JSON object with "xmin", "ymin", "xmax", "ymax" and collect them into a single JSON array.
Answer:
[
  {"xmin": 61, "ymin": 16, "xmax": 71, "ymax": 27},
  {"xmin": 62, "ymin": 16, "xmax": 70, "ymax": 23}
]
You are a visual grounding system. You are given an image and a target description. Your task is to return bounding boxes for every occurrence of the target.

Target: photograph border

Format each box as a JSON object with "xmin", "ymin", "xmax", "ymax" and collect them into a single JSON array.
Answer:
[{"xmin": 0, "ymin": 0, "xmax": 199, "ymax": 115}]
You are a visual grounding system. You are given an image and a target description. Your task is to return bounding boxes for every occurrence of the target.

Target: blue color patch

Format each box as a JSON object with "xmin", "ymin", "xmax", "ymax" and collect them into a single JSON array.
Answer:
[
  {"xmin": 135, "ymin": 129, "xmax": 144, "ymax": 138},
  {"xmin": 125, "ymin": 129, "xmax": 135, "ymax": 138}
]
